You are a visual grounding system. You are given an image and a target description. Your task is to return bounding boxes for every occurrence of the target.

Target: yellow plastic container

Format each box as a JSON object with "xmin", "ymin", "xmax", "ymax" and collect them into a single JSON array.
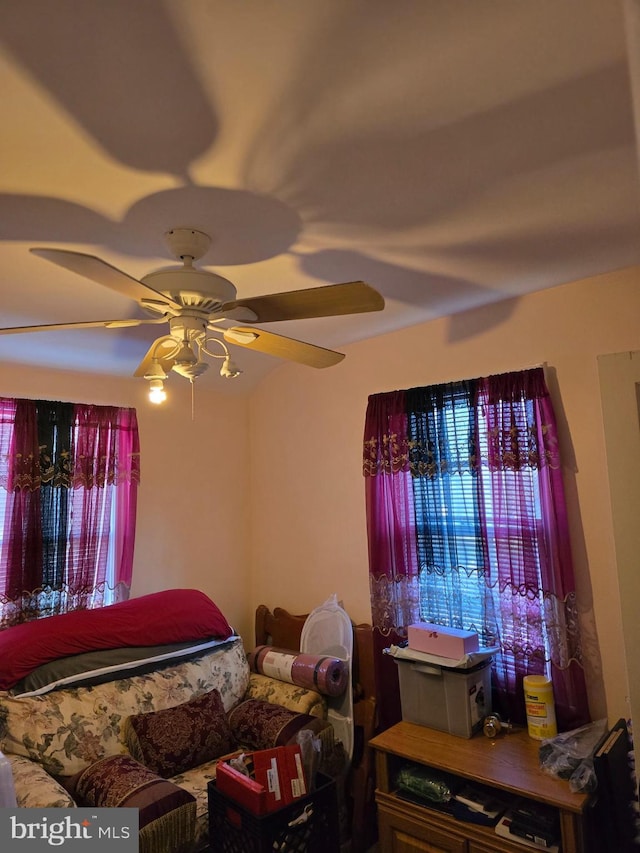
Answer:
[{"xmin": 523, "ymin": 675, "xmax": 557, "ymax": 740}]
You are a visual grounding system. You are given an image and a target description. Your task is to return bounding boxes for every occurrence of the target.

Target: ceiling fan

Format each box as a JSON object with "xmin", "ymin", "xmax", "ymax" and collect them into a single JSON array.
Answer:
[{"xmin": 0, "ymin": 228, "xmax": 385, "ymax": 401}]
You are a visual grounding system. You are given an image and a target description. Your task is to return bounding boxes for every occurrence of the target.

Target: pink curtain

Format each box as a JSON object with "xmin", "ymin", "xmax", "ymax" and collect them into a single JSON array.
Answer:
[
  {"xmin": 363, "ymin": 369, "xmax": 590, "ymax": 731},
  {"xmin": 0, "ymin": 399, "xmax": 43, "ymax": 612},
  {"xmin": 0, "ymin": 398, "xmax": 140, "ymax": 626},
  {"xmin": 363, "ymin": 390, "xmax": 420, "ymax": 729},
  {"xmin": 477, "ymin": 370, "xmax": 588, "ymax": 728},
  {"xmin": 68, "ymin": 405, "xmax": 140, "ymax": 609},
  {"xmin": 112, "ymin": 406, "xmax": 139, "ymax": 601}
]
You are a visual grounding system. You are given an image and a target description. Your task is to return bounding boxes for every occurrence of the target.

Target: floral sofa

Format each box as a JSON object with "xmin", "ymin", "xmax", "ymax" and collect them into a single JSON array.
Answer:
[{"xmin": 0, "ymin": 591, "xmax": 328, "ymax": 853}]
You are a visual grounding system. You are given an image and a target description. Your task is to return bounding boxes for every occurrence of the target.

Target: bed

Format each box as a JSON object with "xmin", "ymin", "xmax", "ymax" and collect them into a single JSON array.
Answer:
[{"xmin": 254, "ymin": 603, "xmax": 378, "ymax": 853}]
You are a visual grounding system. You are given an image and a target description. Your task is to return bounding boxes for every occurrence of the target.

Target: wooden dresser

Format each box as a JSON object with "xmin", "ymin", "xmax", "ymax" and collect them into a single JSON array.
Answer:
[{"xmin": 370, "ymin": 721, "xmax": 591, "ymax": 852}]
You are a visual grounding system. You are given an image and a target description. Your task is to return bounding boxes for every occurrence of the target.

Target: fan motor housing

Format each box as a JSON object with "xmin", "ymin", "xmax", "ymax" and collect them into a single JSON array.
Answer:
[{"xmin": 141, "ymin": 267, "xmax": 237, "ymax": 312}]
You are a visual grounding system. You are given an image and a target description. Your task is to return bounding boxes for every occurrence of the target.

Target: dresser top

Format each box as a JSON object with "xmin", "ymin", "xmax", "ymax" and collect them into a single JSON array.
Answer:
[{"xmin": 370, "ymin": 721, "xmax": 590, "ymax": 813}]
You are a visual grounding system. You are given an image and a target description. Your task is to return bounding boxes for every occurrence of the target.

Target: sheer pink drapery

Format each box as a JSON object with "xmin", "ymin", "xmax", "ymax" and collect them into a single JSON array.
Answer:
[
  {"xmin": 0, "ymin": 399, "xmax": 43, "ymax": 603},
  {"xmin": 363, "ymin": 390, "xmax": 420, "ymax": 728},
  {"xmin": 477, "ymin": 370, "xmax": 588, "ymax": 728},
  {"xmin": 363, "ymin": 369, "xmax": 589, "ymax": 730},
  {"xmin": 112, "ymin": 406, "xmax": 139, "ymax": 601},
  {"xmin": 364, "ymin": 390, "xmax": 420, "ymax": 629},
  {"xmin": 0, "ymin": 399, "xmax": 140, "ymax": 626},
  {"xmin": 66, "ymin": 405, "xmax": 140, "ymax": 609}
]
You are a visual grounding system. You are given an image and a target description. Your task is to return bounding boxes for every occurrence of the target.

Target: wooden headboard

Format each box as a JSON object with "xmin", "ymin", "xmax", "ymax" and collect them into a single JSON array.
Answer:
[{"xmin": 254, "ymin": 604, "xmax": 377, "ymax": 852}]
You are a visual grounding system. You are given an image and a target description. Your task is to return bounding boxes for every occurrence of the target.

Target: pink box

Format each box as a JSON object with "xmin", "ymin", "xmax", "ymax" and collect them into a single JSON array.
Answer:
[{"xmin": 407, "ymin": 622, "xmax": 479, "ymax": 659}]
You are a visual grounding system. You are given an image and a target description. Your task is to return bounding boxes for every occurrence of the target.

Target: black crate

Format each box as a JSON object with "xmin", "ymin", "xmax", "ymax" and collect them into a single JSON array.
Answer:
[{"xmin": 208, "ymin": 773, "xmax": 339, "ymax": 853}]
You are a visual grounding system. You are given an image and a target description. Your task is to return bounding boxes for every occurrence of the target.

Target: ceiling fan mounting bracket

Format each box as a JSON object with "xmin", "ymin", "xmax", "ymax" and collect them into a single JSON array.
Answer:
[{"xmin": 164, "ymin": 228, "xmax": 211, "ymax": 262}]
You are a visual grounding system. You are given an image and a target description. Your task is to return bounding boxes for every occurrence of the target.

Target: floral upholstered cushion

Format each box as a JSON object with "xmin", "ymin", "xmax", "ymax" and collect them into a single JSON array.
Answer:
[
  {"xmin": 124, "ymin": 689, "xmax": 235, "ymax": 777},
  {"xmin": 228, "ymin": 698, "xmax": 328, "ymax": 751},
  {"xmin": 73, "ymin": 754, "xmax": 196, "ymax": 853},
  {"xmin": 7, "ymin": 754, "xmax": 76, "ymax": 808},
  {"xmin": 170, "ymin": 757, "xmax": 235, "ymax": 849},
  {"xmin": 245, "ymin": 672, "xmax": 327, "ymax": 718},
  {"xmin": 0, "ymin": 638, "xmax": 249, "ymax": 778}
]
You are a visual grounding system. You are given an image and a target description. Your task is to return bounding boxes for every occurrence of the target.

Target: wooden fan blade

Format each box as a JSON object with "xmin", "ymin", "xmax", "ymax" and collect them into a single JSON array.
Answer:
[
  {"xmin": 133, "ymin": 335, "xmax": 179, "ymax": 377},
  {"xmin": 221, "ymin": 281, "xmax": 384, "ymax": 323},
  {"xmin": 224, "ymin": 327, "xmax": 344, "ymax": 368},
  {"xmin": 0, "ymin": 317, "xmax": 166, "ymax": 336},
  {"xmin": 30, "ymin": 248, "xmax": 183, "ymax": 312}
]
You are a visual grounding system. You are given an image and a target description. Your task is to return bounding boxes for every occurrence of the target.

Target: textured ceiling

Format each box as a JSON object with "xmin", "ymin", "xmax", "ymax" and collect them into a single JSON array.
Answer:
[{"xmin": 1, "ymin": 0, "xmax": 639, "ymax": 391}]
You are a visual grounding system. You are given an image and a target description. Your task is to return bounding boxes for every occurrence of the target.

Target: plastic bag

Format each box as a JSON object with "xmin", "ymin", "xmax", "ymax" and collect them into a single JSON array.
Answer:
[
  {"xmin": 227, "ymin": 752, "xmax": 251, "ymax": 777},
  {"xmin": 538, "ymin": 719, "xmax": 608, "ymax": 792},
  {"xmin": 394, "ymin": 764, "xmax": 457, "ymax": 803},
  {"xmin": 296, "ymin": 729, "xmax": 321, "ymax": 791}
]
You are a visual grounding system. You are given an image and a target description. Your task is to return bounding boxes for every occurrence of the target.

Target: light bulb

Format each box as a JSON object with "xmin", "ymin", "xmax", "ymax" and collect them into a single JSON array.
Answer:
[{"xmin": 148, "ymin": 378, "xmax": 167, "ymax": 404}]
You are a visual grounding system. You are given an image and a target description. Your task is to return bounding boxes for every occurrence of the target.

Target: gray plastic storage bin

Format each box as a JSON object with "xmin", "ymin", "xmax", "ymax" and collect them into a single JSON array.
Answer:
[{"xmin": 395, "ymin": 657, "xmax": 492, "ymax": 738}]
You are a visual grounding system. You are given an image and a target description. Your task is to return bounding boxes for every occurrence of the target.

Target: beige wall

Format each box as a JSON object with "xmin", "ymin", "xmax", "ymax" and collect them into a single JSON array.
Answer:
[
  {"xmin": 248, "ymin": 265, "xmax": 640, "ymax": 724},
  {"xmin": 0, "ymin": 365, "xmax": 253, "ymax": 641},
  {"xmin": 598, "ymin": 350, "xmax": 640, "ymax": 737},
  {"xmin": 2, "ymin": 264, "xmax": 638, "ymax": 723}
]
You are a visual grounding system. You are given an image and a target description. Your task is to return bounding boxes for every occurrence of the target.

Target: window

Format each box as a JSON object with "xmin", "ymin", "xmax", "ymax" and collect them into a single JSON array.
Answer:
[
  {"xmin": 413, "ymin": 392, "xmax": 549, "ymax": 657},
  {"xmin": 0, "ymin": 397, "xmax": 139, "ymax": 627},
  {"xmin": 363, "ymin": 368, "xmax": 588, "ymax": 729},
  {"xmin": 413, "ymin": 394, "xmax": 488, "ymax": 636}
]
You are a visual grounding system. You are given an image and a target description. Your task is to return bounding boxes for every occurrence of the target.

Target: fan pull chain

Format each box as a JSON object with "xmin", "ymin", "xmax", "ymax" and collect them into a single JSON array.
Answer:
[{"xmin": 191, "ymin": 379, "xmax": 196, "ymax": 421}]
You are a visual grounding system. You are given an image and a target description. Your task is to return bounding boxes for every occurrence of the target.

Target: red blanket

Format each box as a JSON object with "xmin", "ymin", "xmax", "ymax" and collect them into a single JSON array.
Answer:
[{"xmin": 0, "ymin": 589, "xmax": 232, "ymax": 690}]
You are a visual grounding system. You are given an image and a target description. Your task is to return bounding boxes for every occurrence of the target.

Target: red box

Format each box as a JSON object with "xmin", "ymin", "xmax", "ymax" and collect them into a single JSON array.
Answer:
[
  {"xmin": 216, "ymin": 745, "xmax": 307, "ymax": 816},
  {"xmin": 253, "ymin": 748, "xmax": 286, "ymax": 811},
  {"xmin": 216, "ymin": 762, "xmax": 271, "ymax": 815},
  {"xmin": 408, "ymin": 622, "xmax": 479, "ymax": 659},
  {"xmin": 283, "ymin": 744, "xmax": 307, "ymax": 802}
]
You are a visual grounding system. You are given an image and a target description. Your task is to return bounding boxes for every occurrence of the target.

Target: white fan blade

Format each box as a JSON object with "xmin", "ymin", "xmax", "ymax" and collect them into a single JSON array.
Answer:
[
  {"xmin": 30, "ymin": 248, "xmax": 183, "ymax": 312},
  {"xmin": 0, "ymin": 317, "xmax": 166, "ymax": 336}
]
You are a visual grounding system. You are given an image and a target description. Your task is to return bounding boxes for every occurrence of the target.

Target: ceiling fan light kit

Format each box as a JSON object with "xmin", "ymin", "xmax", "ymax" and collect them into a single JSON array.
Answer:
[{"xmin": 4, "ymin": 227, "xmax": 385, "ymax": 408}]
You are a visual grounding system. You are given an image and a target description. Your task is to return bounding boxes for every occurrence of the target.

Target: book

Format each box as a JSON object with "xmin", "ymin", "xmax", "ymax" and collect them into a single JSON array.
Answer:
[
  {"xmin": 282, "ymin": 744, "xmax": 307, "ymax": 802},
  {"xmin": 510, "ymin": 797, "xmax": 559, "ymax": 839},
  {"xmin": 453, "ymin": 784, "xmax": 507, "ymax": 818},
  {"xmin": 594, "ymin": 725, "xmax": 623, "ymax": 758},
  {"xmin": 253, "ymin": 747, "xmax": 286, "ymax": 809},
  {"xmin": 495, "ymin": 813, "xmax": 560, "ymax": 852},
  {"xmin": 216, "ymin": 762, "xmax": 271, "ymax": 815},
  {"xmin": 509, "ymin": 821, "xmax": 558, "ymax": 849},
  {"xmin": 452, "ymin": 799, "xmax": 502, "ymax": 826}
]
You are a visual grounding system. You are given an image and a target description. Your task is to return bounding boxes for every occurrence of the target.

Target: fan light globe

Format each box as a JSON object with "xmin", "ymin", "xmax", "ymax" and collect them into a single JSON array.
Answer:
[
  {"xmin": 220, "ymin": 356, "xmax": 242, "ymax": 378},
  {"xmin": 148, "ymin": 378, "xmax": 167, "ymax": 404},
  {"xmin": 173, "ymin": 341, "xmax": 198, "ymax": 366}
]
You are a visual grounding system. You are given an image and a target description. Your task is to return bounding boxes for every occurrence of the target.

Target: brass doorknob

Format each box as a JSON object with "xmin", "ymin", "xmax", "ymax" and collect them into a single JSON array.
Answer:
[{"xmin": 483, "ymin": 714, "xmax": 513, "ymax": 738}]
